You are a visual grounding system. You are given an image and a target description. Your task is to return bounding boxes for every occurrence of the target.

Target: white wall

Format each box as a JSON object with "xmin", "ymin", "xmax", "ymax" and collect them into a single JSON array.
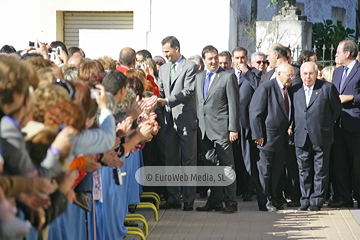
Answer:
[{"xmin": 0, "ymin": 0, "xmax": 232, "ymax": 60}]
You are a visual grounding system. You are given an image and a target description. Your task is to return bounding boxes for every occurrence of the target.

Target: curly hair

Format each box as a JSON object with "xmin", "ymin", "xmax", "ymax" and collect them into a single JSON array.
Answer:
[
  {"xmin": 0, "ymin": 56, "xmax": 38, "ymax": 105},
  {"xmin": 32, "ymin": 84, "xmax": 70, "ymax": 123},
  {"xmin": 24, "ymin": 55, "xmax": 53, "ymax": 71},
  {"xmin": 37, "ymin": 67, "xmax": 64, "ymax": 87},
  {"xmin": 78, "ymin": 60, "xmax": 105, "ymax": 81},
  {"xmin": 44, "ymin": 100, "xmax": 86, "ymax": 131},
  {"xmin": 98, "ymin": 56, "xmax": 116, "ymax": 70}
]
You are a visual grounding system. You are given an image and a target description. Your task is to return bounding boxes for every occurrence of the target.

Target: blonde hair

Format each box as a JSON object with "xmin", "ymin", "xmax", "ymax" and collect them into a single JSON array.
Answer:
[
  {"xmin": 37, "ymin": 67, "xmax": 64, "ymax": 87},
  {"xmin": 321, "ymin": 66, "xmax": 336, "ymax": 82}
]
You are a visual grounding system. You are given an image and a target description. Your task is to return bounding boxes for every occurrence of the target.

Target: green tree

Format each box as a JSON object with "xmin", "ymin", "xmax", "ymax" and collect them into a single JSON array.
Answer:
[{"xmin": 312, "ymin": 19, "xmax": 355, "ymax": 62}]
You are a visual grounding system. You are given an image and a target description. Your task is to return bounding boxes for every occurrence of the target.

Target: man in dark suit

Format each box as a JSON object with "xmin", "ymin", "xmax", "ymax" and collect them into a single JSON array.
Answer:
[
  {"xmin": 195, "ymin": 45, "xmax": 239, "ymax": 213},
  {"xmin": 157, "ymin": 36, "xmax": 198, "ymax": 211},
  {"xmin": 249, "ymin": 63, "xmax": 294, "ymax": 211},
  {"xmin": 228, "ymin": 47, "xmax": 262, "ymax": 201},
  {"xmin": 261, "ymin": 43, "xmax": 301, "ymax": 86},
  {"xmin": 329, "ymin": 39, "xmax": 360, "ymax": 208},
  {"xmin": 291, "ymin": 62, "xmax": 341, "ymax": 211}
]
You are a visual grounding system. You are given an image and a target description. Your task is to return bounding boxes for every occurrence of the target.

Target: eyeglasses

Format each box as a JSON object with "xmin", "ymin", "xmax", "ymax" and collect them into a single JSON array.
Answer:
[
  {"xmin": 53, "ymin": 79, "xmax": 75, "ymax": 99},
  {"xmin": 255, "ymin": 61, "xmax": 269, "ymax": 65},
  {"xmin": 282, "ymin": 73, "xmax": 295, "ymax": 79}
]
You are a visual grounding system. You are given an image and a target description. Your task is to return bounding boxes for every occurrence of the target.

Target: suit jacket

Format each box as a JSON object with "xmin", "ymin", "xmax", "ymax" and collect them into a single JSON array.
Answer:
[
  {"xmin": 261, "ymin": 64, "xmax": 301, "ymax": 86},
  {"xmin": 249, "ymin": 78, "xmax": 290, "ymax": 152},
  {"xmin": 239, "ymin": 77, "xmax": 256, "ymax": 130},
  {"xmin": 158, "ymin": 56, "xmax": 198, "ymax": 131},
  {"xmin": 290, "ymin": 79, "xmax": 341, "ymax": 148},
  {"xmin": 227, "ymin": 66, "xmax": 261, "ymax": 89},
  {"xmin": 196, "ymin": 67, "xmax": 239, "ymax": 141},
  {"xmin": 332, "ymin": 61, "xmax": 360, "ymax": 132}
]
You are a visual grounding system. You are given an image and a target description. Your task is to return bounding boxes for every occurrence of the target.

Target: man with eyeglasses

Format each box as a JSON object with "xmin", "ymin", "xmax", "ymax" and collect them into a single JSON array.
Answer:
[
  {"xmin": 251, "ymin": 52, "xmax": 268, "ymax": 75},
  {"xmin": 291, "ymin": 62, "xmax": 341, "ymax": 211},
  {"xmin": 249, "ymin": 63, "xmax": 294, "ymax": 212},
  {"xmin": 329, "ymin": 39, "xmax": 360, "ymax": 209}
]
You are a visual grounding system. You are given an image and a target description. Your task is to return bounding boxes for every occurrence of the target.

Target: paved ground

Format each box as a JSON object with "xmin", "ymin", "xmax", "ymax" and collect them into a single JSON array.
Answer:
[{"xmin": 126, "ymin": 196, "xmax": 360, "ymax": 240}]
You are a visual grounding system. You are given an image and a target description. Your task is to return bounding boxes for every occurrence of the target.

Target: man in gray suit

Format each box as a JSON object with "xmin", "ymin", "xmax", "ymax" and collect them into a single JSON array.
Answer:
[
  {"xmin": 195, "ymin": 45, "xmax": 239, "ymax": 213},
  {"xmin": 157, "ymin": 36, "xmax": 198, "ymax": 211},
  {"xmin": 291, "ymin": 62, "xmax": 341, "ymax": 211}
]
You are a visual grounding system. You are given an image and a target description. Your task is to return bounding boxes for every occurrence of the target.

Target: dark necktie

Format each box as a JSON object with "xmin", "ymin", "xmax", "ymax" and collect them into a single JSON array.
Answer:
[
  {"xmin": 283, "ymin": 86, "xmax": 289, "ymax": 117},
  {"xmin": 203, "ymin": 72, "xmax": 214, "ymax": 99},
  {"xmin": 237, "ymin": 71, "xmax": 242, "ymax": 85},
  {"xmin": 339, "ymin": 66, "xmax": 349, "ymax": 92},
  {"xmin": 170, "ymin": 63, "xmax": 176, "ymax": 84}
]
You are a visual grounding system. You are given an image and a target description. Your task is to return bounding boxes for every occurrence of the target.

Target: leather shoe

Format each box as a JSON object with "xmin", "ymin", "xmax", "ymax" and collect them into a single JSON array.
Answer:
[
  {"xmin": 308, "ymin": 205, "xmax": 321, "ymax": 211},
  {"xmin": 223, "ymin": 203, "xmax": 237, "ymax": 213},
  {"xmin": 328, "ymin": 200, "xmax": 351, "ymax": 208},
  {"xmin": 243, "ymin": 193, "xmax": 252, "ymax": 202},
  {"xmin": 286, "ymin": 200, "xmax": 301, "ymax": 207},
  {"xmin": 272, "ymin": 201, "xmax": 284, "ymax": 210},
  {"xmin": 297, "ymin": 205, "xmax": 309, "ymax": 211},
  {"xmin": 183, "ymin": 202, "xmax": 194, "ymax": 211},
  {"xmin": 159, "ymin": 202, "xmax": 181, "ymax": 209},
  {"xmin": 266, "ymin": 204, "xmax": 277, "ymax": 212},
  {"xmin": 124, "ymin": 221, "xmax": 138, "ymax": 227},
  {"xmin": 259, "ymin": 206, "xmax": 268, "ymax": 211},
  {"xmin": 196, "ymin": 203, "xmax": 223, "ymax": 212}
]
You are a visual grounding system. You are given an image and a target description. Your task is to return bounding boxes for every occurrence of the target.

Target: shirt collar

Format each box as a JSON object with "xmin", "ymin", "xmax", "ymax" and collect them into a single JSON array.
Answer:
[
  {"xmin": 206, "ymin": 66, "xmax": 220, "ymax": 75},
  {"xmin": 303, "ymin": 84, "xmax": 314, "ymax": 91},
  {"xmin": 276, "ymin": 77, "xmax": 285, "ymax": 90},
  {"xmin": 172, "ymin": 55, "xmax": 183, "ymax": 64},
  {"xmin": 346, "ymin": 60, "xmax": 357, "ymax": 73}
]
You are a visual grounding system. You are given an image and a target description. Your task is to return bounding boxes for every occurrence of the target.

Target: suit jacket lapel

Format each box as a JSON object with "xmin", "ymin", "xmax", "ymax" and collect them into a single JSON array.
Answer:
[
  {"xmin": 296, "ymin": 84, "xmax": 307, "ymax": 109},
  {"xmin": 198, "ymin": 71, "xmax": 206, "ymax": 100},
  {"xmin": 341, "ymin": 62, "xmax": 360, "ymax": 94},
  {"xmin": 274, "ymin": 80, "xmax": 288, "ymax": 118},
  {"xmin": 170, "ymin": 59, "xmax": 185, "ymax": 88},
  {"xmin": 307, "ymin": 80, "xmax": 321, "ymax": 108},
  {"xmin": 205, "ymin": 68, "xmax": 225, "ymax": 102}
]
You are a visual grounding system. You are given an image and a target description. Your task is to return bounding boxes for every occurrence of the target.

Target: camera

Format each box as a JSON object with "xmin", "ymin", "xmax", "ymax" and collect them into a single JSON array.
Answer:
[
  {"xmin": 51, "ymin": 48, "xmax": 60, "ymax": 55},
  {"xmin": 90, "ymin": 89, "xmax": 100, "ymax": 99},
  {"xmin": 135, "ymin": 64, "xmax": 142, "ymax": 68},
  {"xmin": 29, "ymin": 41, "xmax": 38, "ymax": 48}
]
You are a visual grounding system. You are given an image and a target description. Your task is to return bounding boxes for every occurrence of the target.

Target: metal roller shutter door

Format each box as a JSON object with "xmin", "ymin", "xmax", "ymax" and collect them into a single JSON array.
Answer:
[{"xmin": 64, "ymin": 12, "xmax": 133, "ymax": 58}]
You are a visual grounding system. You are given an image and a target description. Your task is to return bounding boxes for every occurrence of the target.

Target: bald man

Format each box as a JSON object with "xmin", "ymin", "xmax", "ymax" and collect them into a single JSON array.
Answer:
[
  {"xmin": 250, "ymin": 63, "xmax": 294, "ymax": 212},
  {"xmin": 261, "ymin": 43, "xmax": 301, "ymax": 85},
  {"xmin": 68, "ymin": 54, "xmax": 84, "ymax": 67},
  {"xmin": 117, "ymin": 47, "xmax": 136, "ymax": 73}
]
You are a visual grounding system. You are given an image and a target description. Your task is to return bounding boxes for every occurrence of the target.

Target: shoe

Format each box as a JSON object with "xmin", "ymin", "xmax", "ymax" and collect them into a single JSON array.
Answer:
[
  {"xmin": 265, "ymin": 204, "xmax": 277, "ymax": 212},
  {"xmin": 243, "ymin": 194, "xmax": 253, "ymax": 202},
  {"xmin": 259, "ymin": 206, "xmax": 268, "ymax": 211},
  {"xmin": 328, "ymin": 200, "xmax": 351, "ymax": 208},
  {"xmin": 272, "ymin": 201, "xmax": 284, "ymax": 210},
  {"xmin": 308, "ymin": 205, "xmax": 321, "ymax": 211},
  {"xmin": 124, "ymin": 221, "xmax": 138, "ymax": 227},
  {"xmin": 183, "ymin": 202, "xmax": 194, "ymax": 211},
  {"xmin": 286, "ymin": 200, "xmax": 301, "ymax": 207},
  {"xmin": 223, "ymin": 203, "xmax": 237, "ymax": 213},
  {"xmin": 196, "ymin": 203, "xmax": 223, "ymax": 212},
  {"xmin": 297, "ymin": 205, "xmax": 309, "ymax": 211},
  {"xmin": 159, "ymin": 202, "xmax": 181, "ymax": 209}
]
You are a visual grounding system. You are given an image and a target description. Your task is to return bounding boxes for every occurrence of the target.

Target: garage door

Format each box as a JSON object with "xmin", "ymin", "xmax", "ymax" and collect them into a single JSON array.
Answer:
[{"xmin": 64, "ymin": 11, "xmax": 134, "ymax": 58}]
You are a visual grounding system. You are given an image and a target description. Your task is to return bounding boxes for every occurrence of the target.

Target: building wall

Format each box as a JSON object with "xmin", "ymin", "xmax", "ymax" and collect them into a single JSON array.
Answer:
[{"xmin": 0, "ymin": 0, "xmax": 233, "ymax": 60}]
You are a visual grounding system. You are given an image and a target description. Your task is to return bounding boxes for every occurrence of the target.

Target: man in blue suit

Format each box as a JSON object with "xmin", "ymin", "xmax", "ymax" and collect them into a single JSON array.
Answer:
[
  {"xmin": 249, "ymin": 63, "xmax": 294, "ymax": 211},
  {"xmin": 291, "ymin": 62, "xmax": 341, "ymax": 211},
  {"xmin": 329, "ymin": 40, "xmax": 360, "ymax": 208}
]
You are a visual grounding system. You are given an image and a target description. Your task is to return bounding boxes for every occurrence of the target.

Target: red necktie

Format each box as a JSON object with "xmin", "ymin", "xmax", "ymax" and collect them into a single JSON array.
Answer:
[{"xmin": 284, "ymin": 86, "xmax": 289, "ymax": 117}]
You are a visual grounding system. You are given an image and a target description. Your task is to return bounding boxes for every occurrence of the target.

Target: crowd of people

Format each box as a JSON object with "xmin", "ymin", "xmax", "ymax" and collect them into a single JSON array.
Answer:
[{"xmin": 0, "ymin": 35, "xmax": 359, "ymax": 239}]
